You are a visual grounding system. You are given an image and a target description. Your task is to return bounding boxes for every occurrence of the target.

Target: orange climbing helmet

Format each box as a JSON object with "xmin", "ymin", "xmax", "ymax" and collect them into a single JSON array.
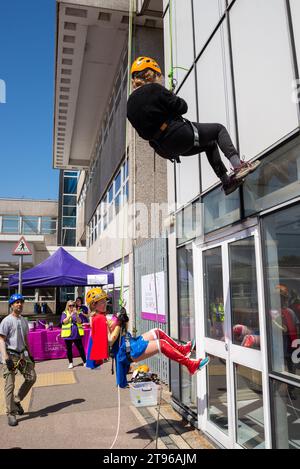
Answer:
[
  {"xmin": 131, "ymin": 56, "xmax": 161, "ymax": 76},
  {"xmin": 275, "ymin": 284, "xmax": 289, "ymax": 298},
  {"xmin": 86, "ymin": 287, "xmax": 108, "ymax": 306},
  {"xmin": 136, "ymin": 364, "xmax": 149, "ymax": 373}
]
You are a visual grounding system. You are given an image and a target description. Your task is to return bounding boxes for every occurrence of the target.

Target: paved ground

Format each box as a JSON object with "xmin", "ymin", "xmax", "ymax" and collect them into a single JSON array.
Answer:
[{"xmin": 0, "ymin": 358, "xmax": 215, "ymax": 450}]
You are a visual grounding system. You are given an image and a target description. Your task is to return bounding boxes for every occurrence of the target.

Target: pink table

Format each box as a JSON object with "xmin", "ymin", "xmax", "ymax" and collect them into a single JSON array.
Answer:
[{"xmin": 28, "ymin": 326, "xmax": 90, "ymax": 361}]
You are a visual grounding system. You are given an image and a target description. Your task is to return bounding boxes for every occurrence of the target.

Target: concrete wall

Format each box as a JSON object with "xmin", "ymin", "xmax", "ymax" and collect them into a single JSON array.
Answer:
[
  {"xmin": 58, "ymin": 0, "xmax": 129, "ymax": 11},
  {"xmin": 76, "ymin": 172, "xmax": 87, "ymax": 245},
  {"xmin": 0, "ymin": 199, "xmax": 58, "ymax": 217}
]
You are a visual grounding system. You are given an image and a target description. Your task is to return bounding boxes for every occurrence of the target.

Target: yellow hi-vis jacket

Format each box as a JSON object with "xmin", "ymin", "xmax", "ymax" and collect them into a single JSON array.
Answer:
[{"xmin": 61, "ymin": 311, "xmax": 84, "ymax": 338}]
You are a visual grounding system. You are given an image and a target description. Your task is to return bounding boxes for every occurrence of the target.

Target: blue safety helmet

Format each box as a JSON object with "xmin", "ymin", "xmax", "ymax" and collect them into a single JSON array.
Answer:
[{"xmin": 9, "ymin": 293, "xmax": 25, "ymax": 305}]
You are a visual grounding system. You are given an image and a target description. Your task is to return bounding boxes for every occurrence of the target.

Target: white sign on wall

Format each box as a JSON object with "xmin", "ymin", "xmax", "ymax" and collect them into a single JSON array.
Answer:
[
  {"xmin": 141, "ymin": 271, "xmax": 166, "ymax": 323},
  {"xmin": 87, "ymin": 274, "xmax": 108, "ymax": 285}
]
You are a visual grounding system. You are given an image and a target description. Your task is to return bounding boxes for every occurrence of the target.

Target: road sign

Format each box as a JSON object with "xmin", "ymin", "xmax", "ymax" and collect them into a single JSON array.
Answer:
[{"xmin": 12, "ymin": 236, "xmax": 32, "ymax": 256}]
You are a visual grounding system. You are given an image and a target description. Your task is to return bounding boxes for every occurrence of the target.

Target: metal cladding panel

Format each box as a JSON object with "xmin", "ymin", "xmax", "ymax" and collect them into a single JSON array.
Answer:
[{"xmin": 134, "ymin": 237, "xmax": 169, "ymax": 385}]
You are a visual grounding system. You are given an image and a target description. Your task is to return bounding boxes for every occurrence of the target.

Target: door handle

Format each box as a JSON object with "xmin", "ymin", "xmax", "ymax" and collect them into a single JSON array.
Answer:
[{"xmin": 225, "ymin": 342, "xmax": 228, "ymax": 351}]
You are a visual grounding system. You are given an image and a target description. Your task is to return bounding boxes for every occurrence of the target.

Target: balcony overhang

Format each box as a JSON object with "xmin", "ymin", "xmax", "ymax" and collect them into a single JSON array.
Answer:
[
  {"xmin": 53, "ymin": 0, "xmax": 130, "ymax": 170},
  {"xmin": 137, "ymin": 0, "xmax": 163, "ymax": 17},
  {"xmin": 53, "ymin": 0, "xmax": 163, "ymax": 171}
]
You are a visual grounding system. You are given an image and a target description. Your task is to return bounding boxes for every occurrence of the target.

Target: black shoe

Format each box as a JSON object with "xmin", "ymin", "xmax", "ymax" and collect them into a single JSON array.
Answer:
[
  {"xmin": 7, "ymin": 414, "xmax": 18, "ymax": 427},
  {"xmin": 14, "ymin": 401, "xmax": 24, "ymax": 415},
  {"xmin": 222, "ymin": 176, "xmax": 244, "ymax": 196}
]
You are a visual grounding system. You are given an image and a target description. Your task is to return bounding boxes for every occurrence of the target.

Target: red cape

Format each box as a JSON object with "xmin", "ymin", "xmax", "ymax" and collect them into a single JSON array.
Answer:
[{"xmin": 90, "ymin": 314, "xmax": 108, "ymax": 360}]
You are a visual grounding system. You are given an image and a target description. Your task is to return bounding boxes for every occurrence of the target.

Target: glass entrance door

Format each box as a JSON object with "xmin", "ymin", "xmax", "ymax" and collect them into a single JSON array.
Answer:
[{"xmin": 194, "ymin": 228, "xmax": 271, "ymax": 448}]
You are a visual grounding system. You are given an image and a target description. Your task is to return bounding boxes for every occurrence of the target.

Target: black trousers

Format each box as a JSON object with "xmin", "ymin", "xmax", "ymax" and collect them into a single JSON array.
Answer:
[
  {"xmin": 65, "ymin": 339, "xmax": 86, "ymax": 363},
  {"xmin": 150, "ymin": 121, "xmax": 238, "ymax": 179}
]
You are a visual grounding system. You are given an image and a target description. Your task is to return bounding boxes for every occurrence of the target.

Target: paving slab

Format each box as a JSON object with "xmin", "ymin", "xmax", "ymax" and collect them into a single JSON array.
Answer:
[{"xmin": 0, "ymin": 357, "xmax": 216, "ymax": 450}]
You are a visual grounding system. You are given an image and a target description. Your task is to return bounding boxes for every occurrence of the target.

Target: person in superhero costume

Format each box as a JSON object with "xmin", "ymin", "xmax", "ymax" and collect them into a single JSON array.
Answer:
[
  {"xmin": 85, "ymin": 288, "xmax": 109, "ymax": 369},
  {"xmin": 85, "ymin": 288, "xmax": 209, "ymax": 387}
]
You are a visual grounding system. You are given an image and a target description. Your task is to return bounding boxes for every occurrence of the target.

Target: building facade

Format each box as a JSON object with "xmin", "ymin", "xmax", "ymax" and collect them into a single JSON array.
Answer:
[
  {"xmin": 57, "ymin": 170, "xmax": 79, "ymax": 247},
  {"xmin": 53, "ymin": 0, "xmax": 169, "ymax": 374},
  {"xmin": 164, "ymin": 0, "xmax": 300, "ymax": 449},
  {"xmin": 53, "ymin": 0, "xmax": 300, "ymax": 448},
  {"xmin": 0, "ymin": 198, "xmax": 58, "ymax": 314}
]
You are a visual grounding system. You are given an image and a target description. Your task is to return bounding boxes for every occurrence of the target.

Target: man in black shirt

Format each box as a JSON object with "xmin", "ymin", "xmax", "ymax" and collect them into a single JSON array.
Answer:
[{"xmin": 127, "ymin": 56, "xmax": 260, "ymax": 195}]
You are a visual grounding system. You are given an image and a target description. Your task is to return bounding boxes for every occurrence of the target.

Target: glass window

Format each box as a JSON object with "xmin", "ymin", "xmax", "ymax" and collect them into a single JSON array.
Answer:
[
  {"xmin": 22, "ymin": 216, "xmax": 39, "ymax": 234},
  {"xmin": 270, "ymin": 378, "xmax": 300, "ymax": 449},
  {"xmin": 115, "ymin": 192, "xmax": 121, "ymax": 215},
  {"xmin": 108, "ymin": 184, "xmax": 113, "ymax": 203},
  {"xmin": 63, "ymin": 195, "xmax": 76, "ymax": 206},
  {"xmin": 115, "ymin": 171, "xmax": 121, "ymax": 194},
  {"xmin": 229, "ymin": 237, "xmax": 260, "ymax": 350},
  {"xmin": 103, "ymin": 211, "xmax": 107, "ymax": 231},
  {"xmin": 124, "ymin": 159, "xmax": 129, "ymax": 179},
  {"xmin": 235, "ymin": 365, "xmax": 265, "ymax": 448},
  {"xmin": 123, "ymin": 181, "xmax": 129, "ymax": 202},
  {"xmin": 60, "ymin": 286, "xmax": 75, "ymax": 304},
  {"xmin": 262, "ymin": 204, "xmax": 300, "ymax": 379},
  {"xmin": 0, "ymin": 288, "xmax": 9, "ymax": 301},
  {"xmin": 63, "ymin": 217, "xmax": 76, "ymax": 228},
  {"xmin": 177, "ymin": 244, "xmax": 195, "ymax": 342},
  {"xmin": 203, "ymin": 185, "xmax": 240, "ymax": 234},
  {"xmin": 203, "ymin": 247, "xmax": 224, "ymax": 341},
  {"xmin": 62, "ymin": 228, "xmax": 76, "ymax": 246},
  {"xmin": 180, "ymin": 367, "xmax": 197, "ymax": 413},
  {"xmin": 38, "ymin": 287, "xmax": 55, "ymax": 301},
  {"xmin": 63, "ymin": 176, "xmax": 77, "ymax": 194},
  {"xmin": 244, "ymin": 138, "xmax": 300, "ymax": 217},
  {"xmin": 176, "ymin": 199, "xmax": 202, "ymax": 245},
  {"xmin": 207, "ymin": 354, "xmax": 228, "ymax": 434},
  {"xmin": 63, "ymin": 206, "xmax": 76, "ymax": 217},
  {"xmin": 2, "ymin": 216, "xmax": 19, "ymax": 233},
  {"xmin": 41, "ymin": 217, "xmax": 57, "ymax": 234},
  {"xmin": 22, "ymin": 288, "xmax": 36, "ymax": 301}
]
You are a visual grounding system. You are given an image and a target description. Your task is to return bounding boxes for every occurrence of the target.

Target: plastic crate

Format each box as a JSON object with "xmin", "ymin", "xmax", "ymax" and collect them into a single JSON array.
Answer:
[{"xmin": 129, "ymin": 381, "xmax": 159, "ymax": 407}]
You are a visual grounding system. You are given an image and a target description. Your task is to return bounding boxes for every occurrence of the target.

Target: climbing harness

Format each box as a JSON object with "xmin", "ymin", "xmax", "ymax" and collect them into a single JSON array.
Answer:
[
  {"xmin": 184, "ymin": 118, "xmax": 200, "ymax": 149},
  {"xmin": 6, "ymin": 350, "xmax": 28, "ymax": 372}
]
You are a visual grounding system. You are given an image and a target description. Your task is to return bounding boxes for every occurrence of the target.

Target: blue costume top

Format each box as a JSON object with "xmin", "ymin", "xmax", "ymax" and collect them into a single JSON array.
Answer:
[{"xmin": 112, "ymin": 333, "xmax": 149, "ymax": 388}]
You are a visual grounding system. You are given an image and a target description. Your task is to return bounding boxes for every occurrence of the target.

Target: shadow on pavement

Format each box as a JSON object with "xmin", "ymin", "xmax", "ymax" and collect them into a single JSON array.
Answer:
[
  {"xmin": 127, "ymin": 417, "xmax": 192, "ymax": 440},
  {"xmin": 17, "ymin": 398, "xmax": 85, "ymax": 422}
]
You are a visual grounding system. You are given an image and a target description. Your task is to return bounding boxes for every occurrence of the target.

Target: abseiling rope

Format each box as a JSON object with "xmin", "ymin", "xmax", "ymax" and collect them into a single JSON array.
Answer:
[
  {"xmin": 109, "ymin": 0, "xmax": 135, "ymax": 451},
  {"xmin": 110, "ymin": 0, "xmax": 178, "ymax": 449},
  {"xmin": 154, "ymin": 0, "xmax": 176, "ymax": 448}
]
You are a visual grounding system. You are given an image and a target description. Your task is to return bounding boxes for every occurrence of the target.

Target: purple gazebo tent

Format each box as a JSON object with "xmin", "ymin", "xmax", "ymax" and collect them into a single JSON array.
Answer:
[{"xmin": 9, "ymin": 247, "xmax": 114, "ymax": 288}]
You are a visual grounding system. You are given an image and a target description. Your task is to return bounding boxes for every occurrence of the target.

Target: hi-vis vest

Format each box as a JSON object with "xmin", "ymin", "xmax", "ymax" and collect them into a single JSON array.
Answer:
[
  {"xmin": 61, "ymin": 311, "xmax": 84, "ymax": 338},
  {"xmin": 210, "ymin": 303, "xmax": 225, "ymax": 322}
]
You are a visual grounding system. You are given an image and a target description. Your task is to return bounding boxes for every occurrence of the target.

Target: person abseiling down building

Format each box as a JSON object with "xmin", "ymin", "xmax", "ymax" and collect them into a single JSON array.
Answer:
[
  {"xmin": 127, "ymin": 56, "xmax": 260, "ymax": 196},
  {"xmin": 0, "ymin": 294, "xmax": 37, "ymax": 427},
  {"xmin": 85, "ymin": 287, "xmax": 209, "ymax": 388}
]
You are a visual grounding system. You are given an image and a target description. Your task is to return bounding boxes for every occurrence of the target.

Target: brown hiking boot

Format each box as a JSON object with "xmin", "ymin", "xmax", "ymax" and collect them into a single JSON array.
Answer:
[{"xmin": 222, "ymin": 176, "xmax": 244, "ymax": 196}]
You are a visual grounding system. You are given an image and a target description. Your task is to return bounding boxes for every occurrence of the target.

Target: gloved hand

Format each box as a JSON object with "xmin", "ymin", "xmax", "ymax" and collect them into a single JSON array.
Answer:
[{"xmin": 5, "ymin": 358, "xmax": 14, "ymax": 371}]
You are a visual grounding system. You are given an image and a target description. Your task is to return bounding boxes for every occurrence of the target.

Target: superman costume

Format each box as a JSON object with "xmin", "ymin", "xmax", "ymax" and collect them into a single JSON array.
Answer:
[{"xmin": 86, "ymin": 314, "xmax": 108, "ymax": 369}]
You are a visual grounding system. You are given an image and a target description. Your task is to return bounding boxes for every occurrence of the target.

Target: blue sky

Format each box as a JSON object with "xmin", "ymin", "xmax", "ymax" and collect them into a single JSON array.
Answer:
[{"xmin": 0, "ymin": 0, "xmax": 59, "ymax": 200}]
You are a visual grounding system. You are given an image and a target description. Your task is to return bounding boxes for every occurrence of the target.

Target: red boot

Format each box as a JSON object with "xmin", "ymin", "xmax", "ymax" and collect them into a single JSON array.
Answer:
[
  {"xmin": 160, "ymin": 340, "xmax": 209, "ymax": 375},
  {"xmin": 154, "ymin": 329, "xmax": 194, "ymax": 356}
]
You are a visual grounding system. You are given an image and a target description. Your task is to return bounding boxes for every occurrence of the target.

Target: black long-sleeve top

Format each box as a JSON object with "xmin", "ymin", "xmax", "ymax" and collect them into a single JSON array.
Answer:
[{"xmin": 127, "ymin": 83, "xmax": 188, "ymax": 140}]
